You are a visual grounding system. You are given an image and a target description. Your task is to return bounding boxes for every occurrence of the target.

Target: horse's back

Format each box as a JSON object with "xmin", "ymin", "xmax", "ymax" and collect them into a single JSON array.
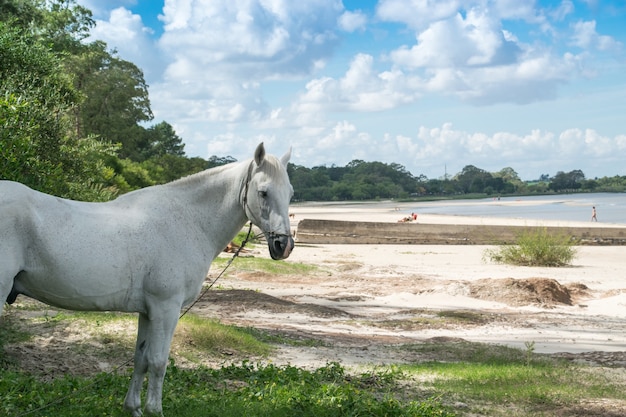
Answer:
[
  {"xmin": 0, "ymin": 180, "xmax": 39, "ymax": 206},
  {"xmin": 0, "ymin": 180, "xmax": 211, "ymax": 312}
]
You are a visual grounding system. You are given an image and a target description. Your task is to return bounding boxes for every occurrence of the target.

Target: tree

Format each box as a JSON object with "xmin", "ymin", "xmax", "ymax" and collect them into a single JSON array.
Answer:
[
  {"xmin": 455, "ymin": 165, "xmax": 493, "ymax": 194},
  {"xmin": 0, "ymin": 23, "xmax": 77, "ymax": 191},
  {"xmin": 0, "ymin": 22, "xmax": 118, "ymax": 200},
  {"xmin": 141, "ymin": 121, "xmax": 186, "ymax": 160},
  {"xmin": 207, "ymin": 155, "xmax": 237, "ymax": 168},
  {"xmin": 495, "ymin": 167, "xmax": 521, "ymax": 184},
  {"xmin": 0, "ymin": 0, "xmax": 94, "ymax": 51},
  {"xmin": 549, "ymin": 170, "xmax": 585, "ymax": 192},
  {"xmin": 70, "ymin": 41, "xmax": 153, "ymax": 158}
]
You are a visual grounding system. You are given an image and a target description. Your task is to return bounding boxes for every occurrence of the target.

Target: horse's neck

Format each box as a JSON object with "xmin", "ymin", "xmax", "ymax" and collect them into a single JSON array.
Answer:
[{"xmin": 162, "ymin": 162, "xmax": 250, "ymax": 250}]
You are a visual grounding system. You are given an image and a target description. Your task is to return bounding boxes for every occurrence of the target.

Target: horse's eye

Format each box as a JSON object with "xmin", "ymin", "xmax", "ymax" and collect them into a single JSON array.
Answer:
[{"xmin": 259, "ymin": 190, "xmax": 268, "ymax": 198}]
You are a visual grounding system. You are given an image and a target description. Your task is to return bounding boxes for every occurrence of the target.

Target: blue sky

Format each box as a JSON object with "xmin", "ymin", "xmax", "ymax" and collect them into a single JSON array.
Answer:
[{"xmin": 78, "ymin": 0, "xmax": 626, "ymax": 180}]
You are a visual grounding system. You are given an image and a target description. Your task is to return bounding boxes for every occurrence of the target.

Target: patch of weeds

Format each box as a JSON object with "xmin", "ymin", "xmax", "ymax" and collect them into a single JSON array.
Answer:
[
  {"xmin": 162, "ymin": 361, "xmax": 454, "ymax": 417},
  {"xmin": 0, "ymin": 315, "xmax": 31, "ymax": 368},
  {"xmin": 400, "ymin": 341, "xmax": 626, "ymax": 416},
  {"xmin": 175, "ymin": 314, "xmax": 272, "ymax": 358},
  {"xmin": 524, "ymin": 341, "xmax": 535, "ymax": 367},
  {"xmin": 65, "ymin": 310, "xmax": 136, "ymax": 325},
  {"xmin": 483, "ymin": 227, "xmax": 577, "ymax": 267},
  {"xmin": 1, "ymin": 361, "xmax": 453, "ymax": 416},
  {"xmin": 0, "ymin": 315, "xmax": 30, "ymax": 346},
  {"xmin": 368, "ymin": 310, "xmax": 491, "ymax": 331},
  {"xmin": 436, "ymin": 310, "xmax": 488, "ymax": 324},
  {"xmin": 369, "ymin": 317, "xmax": 440, "ymax": 331},
  {"xmin": 400, "ymin": 340, "xmax": 544, "ymax": 365},
  {"xmin": 212, "ymin": 257, "xmax": 319, "ymax": 276}
]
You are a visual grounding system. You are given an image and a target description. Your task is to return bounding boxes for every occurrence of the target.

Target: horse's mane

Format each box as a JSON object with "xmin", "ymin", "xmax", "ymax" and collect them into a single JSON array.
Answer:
[
  {"xmin": 170, "ymin": 154, "xmax": 286, "ymax": 188},
  {"xmin": 168, "ymin": 162, "xmax": 238, "ymax": 188},
  {"xmin": 115, "ymin": 155, "xmax": 286, "ymax": 202}
]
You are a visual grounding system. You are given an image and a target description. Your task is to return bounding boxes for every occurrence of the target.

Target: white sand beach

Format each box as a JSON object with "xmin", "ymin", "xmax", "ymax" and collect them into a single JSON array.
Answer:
[{"xmin": 214, "ymin": 200, "xmax": 626, "ymax": 361}]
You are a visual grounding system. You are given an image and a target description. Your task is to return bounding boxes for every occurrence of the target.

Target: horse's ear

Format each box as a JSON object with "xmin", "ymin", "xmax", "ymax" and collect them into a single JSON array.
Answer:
[
  {"xmin": 280, "ymin": 147, "xmax": 292, "ymax": 168},
  {"xmin": 254, "ymin": 142, "xmax": 266, "ymax": 166}
]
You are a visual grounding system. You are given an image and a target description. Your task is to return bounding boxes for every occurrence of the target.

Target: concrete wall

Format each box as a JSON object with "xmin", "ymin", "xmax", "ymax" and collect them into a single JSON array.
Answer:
[{"xmin": 296, "ymin": 219, "xmax": 626, "ymax": 245}]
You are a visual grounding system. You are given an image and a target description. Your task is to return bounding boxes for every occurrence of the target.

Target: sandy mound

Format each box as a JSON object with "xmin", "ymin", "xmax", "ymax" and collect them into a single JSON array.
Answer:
[{"xmin": 468, "ymin": 277, "xmax": 585, "ymax": 307}]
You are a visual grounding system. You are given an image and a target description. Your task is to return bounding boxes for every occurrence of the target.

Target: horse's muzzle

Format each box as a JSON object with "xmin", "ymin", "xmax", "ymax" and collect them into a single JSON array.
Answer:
[{"xmin": 267, "ymin": 233, "xmax": 294, "ymax": 260}]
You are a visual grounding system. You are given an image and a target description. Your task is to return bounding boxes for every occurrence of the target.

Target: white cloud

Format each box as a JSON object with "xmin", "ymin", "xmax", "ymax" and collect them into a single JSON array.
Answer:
[
  {"xmin": 294, "ymin": 3, "xmax": 585, "ymax": 108},
  {"xmin": 317, "ymin": 120, "xmax": 358, "ymax": 149},
  {"xmin": 146, "ymin": 0, "xmax": 347, "ymax": 125},
  {"xmin": 492, "ymin": 0, "xmax": 540, "ymax": 23},
  {"xmin": 292, "ymin": 53, "xmax": 419, "ymax": 114},
  {"xmin": 550, "ymin": 0, "xmax": 574, "ymax": 21},
  {"xmin": 570, "ymin": 20, "xmax": 622, "ymax": 51},
  {"xmin": 158, "ymin": 0, "xmax": 343, "ymax": 78},
  {"xmin": 385, "ymin": 5, "xmax": 585, "ymax": 104},
  {"xmin": 375, "ymin": 124, "xmax": 625, "ymax": 179},
  {"xmin": 78, "ymin": 0, "xmax": 138, "ymax": 18},
  {"xmin": 338, "ymin": 10, "xmax": 367, "ymax": 32},
  {"xmin": 390, "ymin": 9, "xmax": 520, "ymax": 68},
  {"xmin": 376, "ymin": 0, "xmax": 460, "ymax": 30}
]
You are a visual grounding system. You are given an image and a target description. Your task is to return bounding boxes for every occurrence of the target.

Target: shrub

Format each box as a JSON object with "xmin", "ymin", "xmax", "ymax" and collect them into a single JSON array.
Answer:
[{"xmin": 484, "ymin": 228, "xmax": 577, "ymax": 267}]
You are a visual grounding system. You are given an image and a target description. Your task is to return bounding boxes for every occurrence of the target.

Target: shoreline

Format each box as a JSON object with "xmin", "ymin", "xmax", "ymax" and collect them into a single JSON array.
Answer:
[{"xmin": 289, "ymin": 200, "xmax": 626, "ymax": 229}]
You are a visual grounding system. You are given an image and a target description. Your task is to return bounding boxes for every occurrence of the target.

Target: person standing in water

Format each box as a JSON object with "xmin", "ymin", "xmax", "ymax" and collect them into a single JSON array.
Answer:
[{"xmin": 591, "ymin": 206, "xmax": 598, "ymax": 222}]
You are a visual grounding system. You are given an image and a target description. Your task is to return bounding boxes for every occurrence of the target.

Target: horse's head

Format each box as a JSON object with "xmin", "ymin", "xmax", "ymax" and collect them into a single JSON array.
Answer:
[{"xmin": 242, "ymin": 143, "xmax": 295, "ymax": 260}]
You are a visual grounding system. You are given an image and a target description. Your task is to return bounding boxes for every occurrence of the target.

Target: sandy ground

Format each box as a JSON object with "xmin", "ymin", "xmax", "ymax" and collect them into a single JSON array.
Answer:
[{"xmin": 195, "ymin": 201, "xmax": 626, "ymax": 367}]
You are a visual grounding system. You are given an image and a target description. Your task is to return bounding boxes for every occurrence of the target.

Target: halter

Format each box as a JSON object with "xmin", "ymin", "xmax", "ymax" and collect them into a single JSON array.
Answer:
[{"xmin": 240, "ymin": 160, "xmax": 291, "ymax": 241}]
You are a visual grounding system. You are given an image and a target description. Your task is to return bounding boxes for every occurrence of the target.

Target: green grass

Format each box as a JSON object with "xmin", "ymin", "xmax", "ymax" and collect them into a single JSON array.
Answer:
[
  {"xmin": 232, "ymin": 229, "xmax": 258, "ymax": 247},
  {"xmin": 483, "ymin": 228, "xmax": 577, "ymax": 266},
  {"xmin": 3, "ymin": 311, "xmax": 625, "ymax": 416},
  {"xmin": 212, "ymin": 256, "xmax": 319, "ymax": 276},
  {"xmin": 175, "ymin": 314, "xmax": 272, "ymax": 357},
  {"xmin": 0, "ymin": 362, "xmax": 452, "ymax": 417},
  {"xmin": 1, "ymin": 303, "xmax": 451, "ymax": 417},
  {"xmin": 0, "ymin": 315, "xmax": 30, "ymax": 369},
  {"xmin": 399, "ymin": 341, "xmax": 626, "ymax": 416}
]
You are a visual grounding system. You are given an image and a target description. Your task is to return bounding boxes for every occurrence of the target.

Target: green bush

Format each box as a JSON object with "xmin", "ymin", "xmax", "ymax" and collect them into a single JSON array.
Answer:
[{"xmin": 483, "ymin": 228, "xmax": 577, "ymax": 267}]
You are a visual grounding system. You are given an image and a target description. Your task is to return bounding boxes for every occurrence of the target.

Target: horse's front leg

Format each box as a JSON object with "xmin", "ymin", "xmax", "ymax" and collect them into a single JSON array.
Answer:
[
  {"xmin": 144, "ymin": 307, "xmax": 181, "ymax": 416},
  {"xmin": 124, "ymin": 313, "xmax": 150, "ymax": 416},
  {"xmin": 124, "ymin": 308, "xmax": 180, "ymax": 416}
]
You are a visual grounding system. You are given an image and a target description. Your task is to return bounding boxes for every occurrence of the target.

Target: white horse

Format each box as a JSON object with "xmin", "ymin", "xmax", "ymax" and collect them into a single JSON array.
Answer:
[{"xmin": 0, "ymin": 143, "xmax": 294, "ymax": 416}]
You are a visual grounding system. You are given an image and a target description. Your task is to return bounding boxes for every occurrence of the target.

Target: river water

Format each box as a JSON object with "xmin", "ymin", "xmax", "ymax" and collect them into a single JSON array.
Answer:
[{"xmin": 409, "ymin": 193, "xmax": 626, "ymax": 224}]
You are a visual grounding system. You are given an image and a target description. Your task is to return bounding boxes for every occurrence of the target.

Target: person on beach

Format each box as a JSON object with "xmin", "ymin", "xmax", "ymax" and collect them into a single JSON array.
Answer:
[
  {"xmin": 591, "ymin": 206, "xmax": 598, "ymax": 222},
  {"xmin": 398, "ymin": 213, "xmax": 417, "ymax": 222}
]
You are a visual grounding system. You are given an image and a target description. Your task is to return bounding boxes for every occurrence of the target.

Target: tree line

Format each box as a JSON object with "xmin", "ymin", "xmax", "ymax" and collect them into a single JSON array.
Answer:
[
  {"xmin": 2, "ymin": 0, "xmax": 625, "ymax": 203},
  {"xmin": 288, "ymin": 163, "xmax": 626, "ymax": 201}
]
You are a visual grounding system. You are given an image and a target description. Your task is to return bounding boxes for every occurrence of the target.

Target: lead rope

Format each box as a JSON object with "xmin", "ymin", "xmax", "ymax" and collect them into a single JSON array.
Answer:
[{"xmin": 15, "ymin": 222, "xmax": 254, "ymax": 417}]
